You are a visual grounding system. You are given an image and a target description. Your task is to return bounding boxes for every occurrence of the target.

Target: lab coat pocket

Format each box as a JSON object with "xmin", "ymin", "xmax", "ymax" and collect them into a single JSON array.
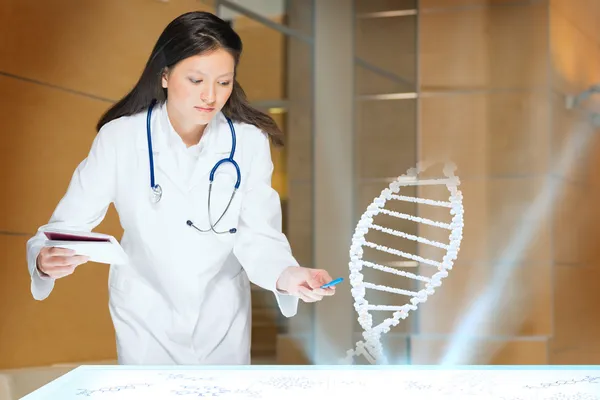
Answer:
[
  {"xmin": 108, "ymin": 266, "xmax": 157, "ymax": 318},
  {"xmin": 108, "ymin": 266, "xmax": 159, "ymax": 364}
]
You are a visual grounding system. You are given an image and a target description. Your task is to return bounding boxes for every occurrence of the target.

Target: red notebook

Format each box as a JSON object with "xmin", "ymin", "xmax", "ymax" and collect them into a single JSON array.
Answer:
[
  {"xmin": 43, "ymin": 231, "xmax": 111, "ymax": 243},
  {"xmin": 42, "ymin": 228, "xmax": 128, "ymax": 265}
]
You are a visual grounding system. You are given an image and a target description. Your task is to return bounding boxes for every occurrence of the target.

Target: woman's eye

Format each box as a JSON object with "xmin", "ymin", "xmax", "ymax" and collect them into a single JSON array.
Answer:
[
  {"xmin": 189, "ymin": 78, "xmax": 202, "ymax": 84},
  {"xmin": 219, "ymin": 81, "xmax": 231, "ymax": 86}
]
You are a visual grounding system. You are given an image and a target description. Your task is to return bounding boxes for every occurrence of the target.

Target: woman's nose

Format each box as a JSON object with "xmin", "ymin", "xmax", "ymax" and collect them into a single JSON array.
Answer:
[{"xmin": 201, "ymin": 87, "xmax": 216, "ymax": 104}]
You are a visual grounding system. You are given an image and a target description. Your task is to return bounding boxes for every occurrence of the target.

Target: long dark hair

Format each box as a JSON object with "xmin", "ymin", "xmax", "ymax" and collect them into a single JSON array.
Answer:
[{"xmin": 96, "ymin": 11, "xmax": 284, "ymax": 146}]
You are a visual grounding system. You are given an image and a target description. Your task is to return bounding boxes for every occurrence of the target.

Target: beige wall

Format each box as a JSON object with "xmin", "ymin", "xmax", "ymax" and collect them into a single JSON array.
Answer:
[
  {"xmin": 411, "ymin": 0, "xmax": 600, "ymax": 364},
  {"xmin": 282, "ymin": 0, "xmax": 600, "ymax": 366},
  {"xmin": 548, "ymin": 0, "xmax": 600, "ymax": 364},
  {"xmin": 413, "ymin": 0, "xmax": 552, "ymax": 364},
  {"xmin": 0, "ymin": 1, "xmax": 288, "ymax": 369}
]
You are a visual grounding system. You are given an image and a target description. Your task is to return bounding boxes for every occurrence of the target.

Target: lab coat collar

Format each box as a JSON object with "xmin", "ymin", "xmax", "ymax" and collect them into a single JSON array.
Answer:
[
  {"xmin": 139, "ymin": 101, "xmax": 231, "ymax": 154},
  {"xmin": 202, "ymin": 110, "xmax": 236, "ymax": 155},
  {"xmin": 137, "ymin": 101, "xmax": 235, "ymax": 194},
  {"xmin": 161, "ymin": 103, "xmax": 232, "ymax": 156}
]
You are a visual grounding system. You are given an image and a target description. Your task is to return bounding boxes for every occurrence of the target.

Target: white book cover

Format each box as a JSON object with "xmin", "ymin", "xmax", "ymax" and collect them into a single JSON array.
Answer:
[{"xmin": 41, "ymin": 228, "xmax": 129, "ymax": 265}]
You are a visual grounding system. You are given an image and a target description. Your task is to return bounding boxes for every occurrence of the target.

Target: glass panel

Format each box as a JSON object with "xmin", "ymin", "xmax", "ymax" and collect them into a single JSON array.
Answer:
[
  {"xmin": 354, "ymin": 1, "xmax": 419, "ymax": 365},
  {"xmin": 355, "ymin": 14, "xmax": 418, "ymax": 94},
  {"xmin": 356, "ymin": 0, "xmax": 417, "ymax": 15},
  {"xmin": 217, "ymin": 0, "xmax": 314, "ymax": 36},
  {"xmin": 286, "ymin": 0, "xmax": 314, "ymax": 37},
  {"xmin": 355, "ymin": 99, "xmax": 418, "ymax": 180},
  {"xmin": 268, "ymin": 111, "xmax": 288, "ymax": 202},
  {"xmin": 219, "ymin": 0, "xmax": 286, "ymax": 26},
  {"xmin": 281, "ymin": 31, "xmax": 315, "ymax": 360},
  {"xmin": 232, "ymin": 16, "xmax": 287, "ymax": 102}
]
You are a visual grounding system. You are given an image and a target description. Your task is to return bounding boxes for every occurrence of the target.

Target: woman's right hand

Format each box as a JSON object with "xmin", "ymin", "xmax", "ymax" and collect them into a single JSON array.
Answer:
[{"xmin": 36, "ymin": 247, "xmax": 90, "ymax": 279}]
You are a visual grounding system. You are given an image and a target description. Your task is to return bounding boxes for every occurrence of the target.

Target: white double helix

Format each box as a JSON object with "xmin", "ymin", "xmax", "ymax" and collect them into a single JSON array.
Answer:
[{"xmin": 342, "ymin": 162, "xmax": 465, "ymax": 365}]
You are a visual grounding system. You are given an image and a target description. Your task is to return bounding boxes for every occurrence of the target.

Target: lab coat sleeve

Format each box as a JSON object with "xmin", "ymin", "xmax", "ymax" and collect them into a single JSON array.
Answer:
[
  {"xmin": 233, "ymin": 131, "xmax": 300, "ymax": 318},
  {"xmin": 26, "ymin": 123, "xmax": 118, "ymax": 301}
]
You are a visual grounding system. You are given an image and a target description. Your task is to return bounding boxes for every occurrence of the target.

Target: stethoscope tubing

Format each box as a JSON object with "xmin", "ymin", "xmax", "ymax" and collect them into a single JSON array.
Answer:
[{"xmin": 146, "ymin": 99, "xmax": 241, "ymax": 234}]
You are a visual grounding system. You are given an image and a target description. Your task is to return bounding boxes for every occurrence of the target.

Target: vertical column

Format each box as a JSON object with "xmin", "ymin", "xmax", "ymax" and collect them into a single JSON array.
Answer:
[
  {"xmin": 278, "ymin": 0, "xmax": 317, "ymax": 364},
  {"xmin": 312, "ymin": 0, "xmax": 355, "ymax": 365}
]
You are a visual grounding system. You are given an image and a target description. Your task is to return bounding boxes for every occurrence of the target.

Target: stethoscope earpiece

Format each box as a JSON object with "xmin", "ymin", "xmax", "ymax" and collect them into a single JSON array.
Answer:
[{"xmin": 146, "ymin": 101, "xmax": 241, "ymax": 235}]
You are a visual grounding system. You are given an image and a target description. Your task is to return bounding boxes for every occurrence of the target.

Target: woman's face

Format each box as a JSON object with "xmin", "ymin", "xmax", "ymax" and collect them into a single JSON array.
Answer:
[{"xmin": 162, "ymin": 48, "xmax": 235, "ymax": 129}]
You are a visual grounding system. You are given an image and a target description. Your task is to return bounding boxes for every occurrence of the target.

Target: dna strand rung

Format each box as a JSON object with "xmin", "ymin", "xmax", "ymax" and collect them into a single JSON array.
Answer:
[
  {"xmin": 389, "ymin": 194, "xmax": 452, "ymax": 207},
  {"xmin": 342, "ymin": 162, "xmax": 464, "ymax": 365},
  {"xmin": 362, "ymin": 241, "xmax": 443, "ymax": 268},
  {"xmin": 364, "ymin": 305, "xmax": 413, "ymax": 311},
  {"xmin": 369, "ymin": 224, "xmax": 450, "ymax": 249},
  {"xmin": 377, "ymin": 209, "xmax": 453, "ymax": 230},
  {"xmin": 360, "ymin": 261, "xmax": 431, "ymax": 282},
  {"xmin": 362, "ymin": 282, "xmax": 419, "ymax": 297}
]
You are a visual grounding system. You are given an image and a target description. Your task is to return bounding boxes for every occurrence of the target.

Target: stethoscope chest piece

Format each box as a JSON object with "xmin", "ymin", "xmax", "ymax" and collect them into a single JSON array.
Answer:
[{"xmin": 150, "ymin": 184, "xmax": 163, "ymax": 203}]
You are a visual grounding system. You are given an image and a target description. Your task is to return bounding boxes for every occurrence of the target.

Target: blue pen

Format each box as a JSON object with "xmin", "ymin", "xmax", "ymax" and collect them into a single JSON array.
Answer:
[{"xmin": 320, "ymin": 277, "xmax": 344, "ymax": 289}]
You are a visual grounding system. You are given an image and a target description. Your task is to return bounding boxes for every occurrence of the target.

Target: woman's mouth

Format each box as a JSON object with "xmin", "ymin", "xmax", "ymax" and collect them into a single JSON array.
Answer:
[{"xmin": 195, "ymin": 106, "xmax": 215, "ymax": 113}]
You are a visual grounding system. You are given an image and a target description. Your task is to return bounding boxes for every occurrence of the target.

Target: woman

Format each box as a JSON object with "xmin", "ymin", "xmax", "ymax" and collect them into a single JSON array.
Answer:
[{"xmin": 25, "ymin": 11, "xmax": 336, "ymax": 365}]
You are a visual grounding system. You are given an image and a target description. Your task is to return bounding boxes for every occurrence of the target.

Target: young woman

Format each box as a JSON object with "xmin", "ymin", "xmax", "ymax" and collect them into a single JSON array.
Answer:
[{"xmin": 26, "ymin": 11, "xmax": 336, "ymax": 365}]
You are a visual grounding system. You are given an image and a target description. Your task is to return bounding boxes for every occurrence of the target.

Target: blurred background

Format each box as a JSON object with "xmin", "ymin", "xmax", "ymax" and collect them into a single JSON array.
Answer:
[{"xmin": 2, "ymin": 0, "xmax": 600, "ymax": 397}]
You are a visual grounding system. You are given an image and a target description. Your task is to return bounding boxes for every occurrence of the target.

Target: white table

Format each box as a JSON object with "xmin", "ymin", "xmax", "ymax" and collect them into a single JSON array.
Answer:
[{"xmin": 20, "ymin": 365, "xmax": 600, "ymax": 400}]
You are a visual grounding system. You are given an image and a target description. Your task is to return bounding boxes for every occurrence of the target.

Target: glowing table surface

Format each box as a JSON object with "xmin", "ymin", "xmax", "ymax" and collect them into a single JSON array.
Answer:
[{"xmin": 21, "ymin": 365, "xmax": 600, "ymax": 400}]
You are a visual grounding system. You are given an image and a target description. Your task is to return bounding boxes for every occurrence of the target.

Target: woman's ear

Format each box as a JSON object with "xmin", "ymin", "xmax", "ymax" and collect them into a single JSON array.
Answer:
[{"xmin": 161, "ymin": 68, "xmax": 169, "ymax": 89}]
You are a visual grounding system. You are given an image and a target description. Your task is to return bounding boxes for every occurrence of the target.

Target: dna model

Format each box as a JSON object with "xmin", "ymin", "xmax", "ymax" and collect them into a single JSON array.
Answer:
[{"xmin": 342, "ymin": 162, "xmax": 465, "ymax": 365}]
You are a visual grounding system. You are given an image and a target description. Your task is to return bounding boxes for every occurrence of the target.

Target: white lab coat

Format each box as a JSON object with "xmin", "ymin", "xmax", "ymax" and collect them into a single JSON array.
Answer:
[{"xmin": 25, "ymin": 102, "xmax": 299, "ymax": 365}]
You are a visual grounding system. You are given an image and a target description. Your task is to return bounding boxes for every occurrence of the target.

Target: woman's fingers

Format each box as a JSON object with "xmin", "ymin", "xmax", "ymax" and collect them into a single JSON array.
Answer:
[
  {"xmin": 298, "ymin": 287, "xmax": 323, "ymax": 303},
  {"xmin": 44, "ymin": 254, "xmax": 89, "ymax": 268},
  {"xmin": 47, "ymin": 247, "xmax": 77, "ymax": 257},
  {"xmin": 307, "ymin": 269, "xmax": 334, "ymax": 289},
  {"xmin": 310, "ymin": 287, "xmax": 335, "ymax": 297},
  {"xmin": 37, "ymin": 247, "xmax": 90, "ymax": 279}
]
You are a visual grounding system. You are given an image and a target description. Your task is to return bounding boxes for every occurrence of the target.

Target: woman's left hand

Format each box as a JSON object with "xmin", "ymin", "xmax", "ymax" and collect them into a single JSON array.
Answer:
[{"xmin": 276, "ymin": 266, "xmax": 337, "ymax": 303}]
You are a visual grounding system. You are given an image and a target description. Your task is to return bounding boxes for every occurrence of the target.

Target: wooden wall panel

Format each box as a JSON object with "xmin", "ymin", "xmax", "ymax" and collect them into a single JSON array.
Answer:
[
  {"xmin": 0, "ymin": 235, "xmax": 115, "ymax": 369},
  {"xmin": 550, "ymin": 2, "xmax": 600, "ymax": 95},
  {"xmin": 419, "ymin": 7, "xmax": 489, "ymax": 89},
  {"xmin": 548, "ymin": 0, "xmax": 600, "ymax": 365},
  {"xmin": 416, "ymin": 1, "xmax": 558, "ymax": 366},
  {"xmin": 0, "ymin": 76, "xmax": 122, "ymax": 237},
  {"xmin": 234, "ymin": 16, "xmax": 286, "ymax": 103},
  {"xmin": 0, "ymin": 0, "xmax": 209, "ymax": 101}
]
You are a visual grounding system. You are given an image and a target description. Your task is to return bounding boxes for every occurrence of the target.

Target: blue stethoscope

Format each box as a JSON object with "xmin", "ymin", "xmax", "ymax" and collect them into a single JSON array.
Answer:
[{"xmin": 146, "ymin": 99, "xmax": 241, "ymax": 234}]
